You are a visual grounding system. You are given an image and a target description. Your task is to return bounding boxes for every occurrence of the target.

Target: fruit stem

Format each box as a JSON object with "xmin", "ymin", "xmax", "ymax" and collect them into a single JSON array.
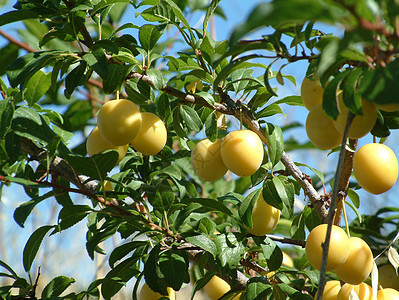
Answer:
[
  {"xmin": 240, "ymin": 105, "xmax": 243, "ymax": 130},
  {"xmin": 342, "ymin": 201, "xmax": 350, "ymax": 238}
]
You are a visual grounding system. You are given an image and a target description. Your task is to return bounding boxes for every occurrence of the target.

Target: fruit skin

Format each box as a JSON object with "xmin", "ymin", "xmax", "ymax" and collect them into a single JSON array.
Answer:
[
  {"xmin": 86, "ymin": 126, "xmax": 128, "ymax": 164},
  {"xmin": 305, "ymin": 224, "xmax": 350, "ymax": 271},
  {"xmin": 334, "ymin": 237, "xmax": 373, "ymax": 285},
  {"xmin": 282, "ymin": 252, "xmax": 294, "ymax": 268},
  {"xmin": 191, "ymin": 138, "xmax": 228, "ymax": 181},
  {"xmin": 337, "ymin": 282, "xmax": 373, "ymax": 300},
  {"xmin": 97, "ymin": 99, "xmax": 142, "ymax": 146},
  {"xmin": 220, "ymin": 130, "xmax": 264, "ymax": 177},
  {"xmin": 246, "ymin": 192, "xmax": 280, "ymax": 236},
  {"xmin": 306, "ymin": 103, "xmax": 343, "ymax": 150},
  {"xmin": 139, "ymin": 283, "xmax": 175, "ymax": 300},
  {"xmin": 379, "ymin": 264, "xmax": 399, "ymax": 290},
  {"xmin": 301, "ymin": 77, "xmax": 324, "ymax": 111},
  {"xmin": 203, "ymin": 275, "xmax": 231, "ymax": 300},
  {"xmin": 333, "ymin": 94, "xmax": 377, "ymax": 139},
  {"xmin": 377, "ymin": 288, "xmax": 399, "ymax": 299},
  {"xmin": 353, "ymin": 143, "xmax": 398, "ymax": 195},
  {"xmin": 130, "ymin": 112, "xmax": 167, "ymax": 155},
  {"xmin": 314, "ymin": 280, "xmax": 341, "ymax": 300}
]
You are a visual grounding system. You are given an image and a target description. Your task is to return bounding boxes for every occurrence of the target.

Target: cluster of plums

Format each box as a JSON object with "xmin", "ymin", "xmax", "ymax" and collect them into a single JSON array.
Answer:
[
  {"xmin": 86, "ymin": 99, "xmax": 167, "ymax": 163},
  {"xmin": 302, "ymin": 77, "xmax": 398, "ymax": 195}
]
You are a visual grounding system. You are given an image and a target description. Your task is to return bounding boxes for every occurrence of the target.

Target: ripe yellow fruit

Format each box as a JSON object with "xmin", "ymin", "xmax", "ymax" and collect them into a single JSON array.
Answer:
[
  {"xmin": 301, "ymin": 77, "xmax": 324, "ymax": 111},
  {"xmin": 305, "ymin": 224, "xmax": 350, "ymax": 271},
  {"xmin": 86, "ymin": 126, "xmax": 128, "ymax": 164},
  {"xmin": 191, "ymin": 138, "xmax": 228, "ymax": 181},
  {"xmin": 282, "ymin": 252, "xmax": 294, "ymax": 268},
  {"xmin": 306, "ymin": 103, "xmax": 343, "ymax": 150},
  {"xmin": 333, "ymin": 94, "xmax": 377, "ymax": 139},
  {"xmin": 379, "ymin": 264, "xmax": 399, "ymax": 290},
  {"xmin": 314, "ymin": 280, "xmax": 341, "ymax": 300},
  {"xmin": 334, "ymin": 237, "xmax": 373, "ymax": 285},
  {"xmin": 377, "ymin": 288, "xmax": 399, "ymax": 299},
  {"xmin": 203, "ymin": 276, "xmax": 231, "ymax": 300},
  {"xmin": 353, "ymin": 143, "xmax": 398, "ymax": 195},
  {"xmin": 377, "ymin": 103, "xmax": 399, "ymax": 112},
  {"xmin": 337, "ymin": 283, "xmax": 373, "ymax": 300},
  {"xmin": 220, "ymin": 130, "xmax": 264, "ymax": 177},
  {"xmin": 130, "ymin": 112, "xmax": 167, "ymax": 155},
  {"xmin": 246, "ymin": 192, "xmax": 280, "ymax": 236},
  {"xmin": 139, "ymin": 283, "xmax": 175, "ymax": 300},
  {"xmin": 97, "ymin": 99, "xmax": 142, "ymax": 146}
]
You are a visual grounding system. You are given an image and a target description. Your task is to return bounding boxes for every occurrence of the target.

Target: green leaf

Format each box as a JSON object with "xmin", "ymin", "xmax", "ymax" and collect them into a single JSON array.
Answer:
[
  {"xmin": 158, "ymin": 245, "xmax": 190, "ymax": 290},
  {"xmin": 66, "ymin": 151, "xmax": 119, "ymax": 181},
  {"xmin": 186, "ymin": 235, "xmax": 217, "ymax": 257},
  {"xmin": 274, "ymin": 95, "xmax": 304, "ymax": 107},
  {"xmin": 0, "ymin": 98, "xmax": 14, "ymax": 140},
  {"xmin": 185, "ymin": 198, "xmax": 233, "ymax": 216},
  {"xmin": 14, "ymin": 191, "xmax": 54, "ymax": 228},
  {"xmin": 0, "ymin": 44, "xmax": 19, "ymax": 76},
  {"xmin": 7, "ymin": 51, "xmax": 64, "ymax": 88},
  {"xmin": 239, "ymin": 188, "xmax": 262, "ymax": 228},
  {"xmin": 146, "ymin": 68, "xmax": 164, "ymax": 90},
  {"xmin": 291, "ymin": 210, "xmax": 306, "ymax": 240},
  {"xmin": 23, "ymin": 225, "xmax": 54, "ymax": 272},
  {"xmin": 102, "ymin": 64, "xmax": 132, "ymax": 94},
  {"xmin": 294, "ymin": 162, "xmax": 325, "ymax": 183},
  {"xmin": 41, "ymin": 276, "xmax": 75, "ymax": 298},
  {"xmin": 341, "ymin": 68, "xmax": 363, "ymax": 114},
  {"xmin": 347, "ymin": 188, "xmax": 360, "ymax": 209},
  {"xmin": 139, "ymin": 24, "xmax": 164, "ymax": 51},
  {"xmin": 213, "ymin": 233, "xmax": 245, "ymax": 268},
  {"xmin": 246, "ymin": 277, "xmax": 272, "ymax": 300},
  {"xmin": 162, "ymin": 0, "xmax": 195, "ymax": 42},
  {"xmin": 65, "ymin": 60, "xmax": 88, "ymax": 97},
  {"xmin": 101, "ymin": 257, "xmax": 141, "ymax": 299},
  {"xmin": 24, "ymin": 70, "xmax": 51, "ymax": 106},
  {"xmin": 143, "ymin": 244, "xmax": 169, "ymax": 295},
  {"xmin": 322, "ymin": 71, "xmax": 349, "ymax": 120},
  {"xmin": 195, "ymin": 91, "xmax": 215, "ymax": 106},
  {"xmin": 264, "ymin": 123, "xmax": 284, "ymax": 167},
  {"xmin": 57, "ymin": 205, "xmax": 92, "ymax": 232},
  {"xmin": 179, "ymin": 105, "xmax": 202, "ymax": 132},
  {"xmin": 205, "ymin": 111, "xmax": 217, "ymax": 141},
  {"xmin": 125, "ymin": 79, "xmax": 154, "ymax": 105},
  {"xmin": 213, "ymin": 55, "xmax": 265, "ymax": 90},
  {"xmin": 109, "ymin": 241, "xmax": 149, "ymax": 268},
  {"xmin": 0, "ymin": 10, "xmax": 40, "ymax": 27},
  {"xmin": 203, "ymin": 0, "xmax": 222, "ymax": 37},
  {"xmin": 263, "ymin": 176, "xmax": 294, "ymax": 219},
  {"xmin": 261, "ymin": 237, "xmax": 283, "ymax": 271},
  {"xmin": 256, "ymin": 103, "xmax": 284, "ymax": 119},
  {"xmin": 360, "ymin": 60, "xmax": 399, "ymax": 105}
]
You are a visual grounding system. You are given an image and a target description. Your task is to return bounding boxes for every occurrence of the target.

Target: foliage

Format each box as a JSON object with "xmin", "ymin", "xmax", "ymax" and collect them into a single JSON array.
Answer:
[{"xmin": 0, "ymin": 0, "xmax": 399, "ymax": 299}]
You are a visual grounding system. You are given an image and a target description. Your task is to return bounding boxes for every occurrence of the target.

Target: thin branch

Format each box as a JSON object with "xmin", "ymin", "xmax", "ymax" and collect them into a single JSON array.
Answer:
[
  {"xmin": 333, "ymin": 138, "xmax": 358, "ymax": 225},
  {"xmin": 316, "ymin": 112, "xmax": 355, "ymax": 300},
  {"xmin": 0, "ymin": 29, "xmax": 37, "ymax": 53}
]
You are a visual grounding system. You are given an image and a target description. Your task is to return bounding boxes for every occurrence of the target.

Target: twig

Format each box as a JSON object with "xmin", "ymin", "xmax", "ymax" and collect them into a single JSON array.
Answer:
[
  {"xmin": 333, "ymin": 138, "xmax": 358, "ymax": 225},
  {"xmin": 316, "ymin": 112, "xmax": 355, "ymax": 300}
]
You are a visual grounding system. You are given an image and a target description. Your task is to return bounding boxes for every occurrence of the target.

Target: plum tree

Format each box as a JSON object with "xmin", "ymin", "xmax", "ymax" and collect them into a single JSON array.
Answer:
[{"xmin": 1, "ymin": 0, "xmax": 399, "ymax": 299}]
